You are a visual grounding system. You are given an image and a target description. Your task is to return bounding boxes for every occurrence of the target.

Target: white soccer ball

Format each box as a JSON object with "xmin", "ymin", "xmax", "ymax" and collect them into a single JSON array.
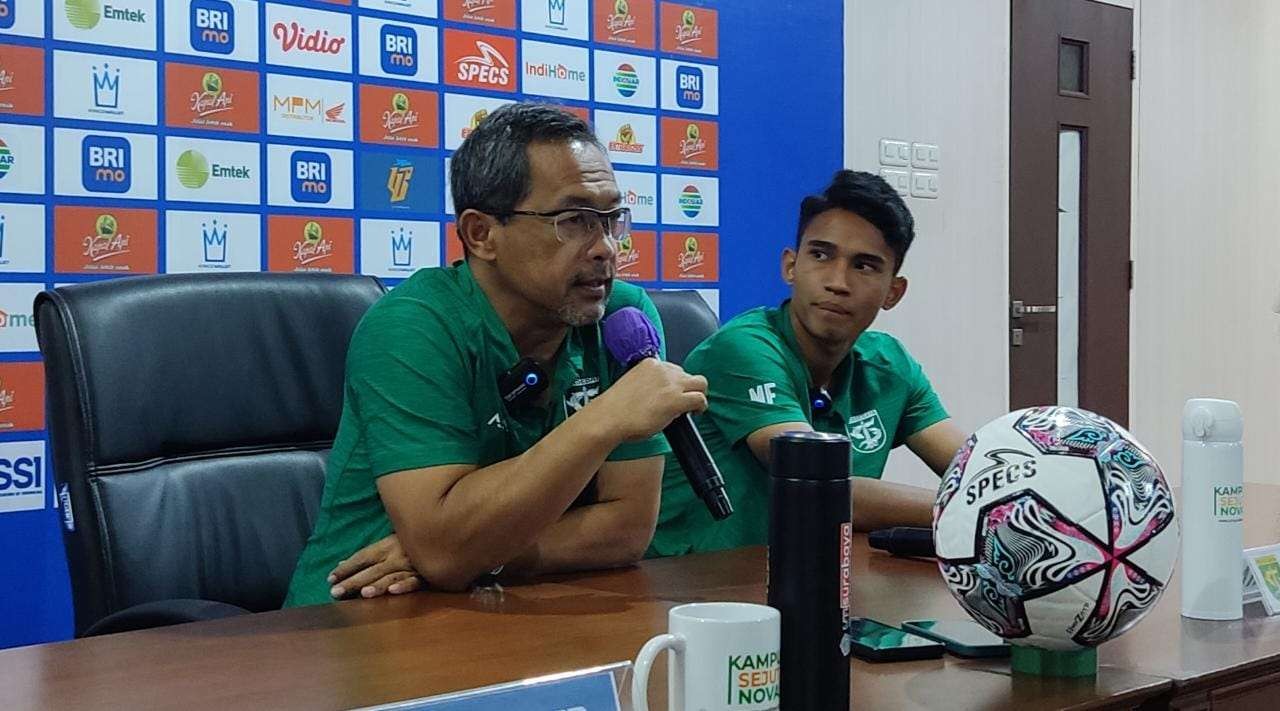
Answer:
[{"xmin": 933, "ymin": 406, "xmax": 1179, "ymax": 651}]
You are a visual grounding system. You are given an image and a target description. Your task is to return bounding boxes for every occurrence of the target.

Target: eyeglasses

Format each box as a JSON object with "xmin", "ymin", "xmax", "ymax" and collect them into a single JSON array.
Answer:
[{"xmin": 505, "ymin": 206, "xmax": 632, "ymax": 245}]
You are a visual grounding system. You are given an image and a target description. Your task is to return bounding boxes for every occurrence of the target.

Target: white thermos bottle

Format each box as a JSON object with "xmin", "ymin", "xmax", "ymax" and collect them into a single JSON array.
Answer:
[{"xmin": 1180, "ymin": 398, "xmax": 1244, "ymax": 620}]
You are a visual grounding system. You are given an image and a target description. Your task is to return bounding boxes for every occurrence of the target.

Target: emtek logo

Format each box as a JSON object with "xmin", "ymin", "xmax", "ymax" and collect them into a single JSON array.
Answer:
[
  {"xmin": 290, "ymin": 150, "xmax": 331, "ymax": 204},
  {"xmin": 380, "ymin": 24, "xmax": 416, "ymax": 76},
  {"xmin": 65, "ymin": 0, "xmax": 147, "ymax": 30},
  {"xmin": 81, "ymin": 135, "xmax": 131, "ymax": 193},
  {"xmin": 676, "ymin": 66, "xmax": 703, "ymax": 109},
  {"xmin": 191, "ymin": 0, "xmax": 234, "ymax": 54},
  {"xmin": 0, "ymin": 0, "xmax": 14, "ymax": 31}
]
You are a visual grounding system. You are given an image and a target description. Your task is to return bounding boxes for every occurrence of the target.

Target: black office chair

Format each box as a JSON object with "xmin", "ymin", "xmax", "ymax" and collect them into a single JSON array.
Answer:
[
  {"xmin": 646, "ymin": 290, "xmax": 719, "ymax": 365},
  {"xmin": 35, "ymin": 272, "xmax": 386, "ymax": 637}
]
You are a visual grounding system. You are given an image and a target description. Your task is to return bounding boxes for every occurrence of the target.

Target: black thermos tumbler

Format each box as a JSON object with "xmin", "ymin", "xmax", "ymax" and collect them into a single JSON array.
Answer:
[{"xmin": 767, "ymin": 431, "xmax": 852, "ymax": 710}]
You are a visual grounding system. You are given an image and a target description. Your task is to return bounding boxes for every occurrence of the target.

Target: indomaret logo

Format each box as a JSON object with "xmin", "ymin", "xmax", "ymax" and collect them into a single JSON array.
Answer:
[
  {"xmin": 81, "ymin": 135, "xmax": 131, "ymax": 193},
  {"xmin": 293, "ymin": 220, "xmax": 333, "ymax": 265},
  {"xmin": 380, "ymin": 25, "xmax": 417, "ymax": 76},
  {"xmin": 191, "ymin": 0, "xmax": 234, "ymax": 54},
  {"xmin": 191, "ymin": 71, "xmax": 233, "ymax": 119},
  {"xmin": 456, "ymin": 40, "xmax": 510, "ymax": 87},
  {"xmin": 83, "ymin": 213, "xmax": 131, "ymax": 262},
  {"xmin": 608, "ymin": 124, "xmax": 644, "ymax": 154},
  {"xmin": 290, "ymin": 150, "xmax": 332, "ymax": 204}
]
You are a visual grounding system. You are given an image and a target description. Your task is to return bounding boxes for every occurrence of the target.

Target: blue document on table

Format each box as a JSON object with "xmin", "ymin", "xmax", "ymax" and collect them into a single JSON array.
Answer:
[{"xmin": 356, "ymin": 666, "xmax": 623, "ymax": 711}]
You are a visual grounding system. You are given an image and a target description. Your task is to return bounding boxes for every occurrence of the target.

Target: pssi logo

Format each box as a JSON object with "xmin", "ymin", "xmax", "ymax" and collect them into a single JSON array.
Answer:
[
  {"xmin": 380, "ymin": 24, "xmax": 416, "ymax": 76},
  {"xmin": 290, "ymin": 150, "xmax": 331, "ymax": 204},
  {"xmin": 82, "ymin": 135, "xmax": 132, "ymax": 193},
  {"xmin": 191, "ymin": 0, "xmax": 234, "ymax": 54}
]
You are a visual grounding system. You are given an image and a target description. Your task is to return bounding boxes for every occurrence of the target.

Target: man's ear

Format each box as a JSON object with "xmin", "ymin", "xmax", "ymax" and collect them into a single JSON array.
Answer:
[
  {"xmin": 882, "ymin": 275, "xmax": 908, "ymax": 310},
  {"xmin": 781, "ymin": 248, "xmax": 797, "ymax": 285},
  {"xmin": 457, "ymin": 209, "xmax": 499, "ymax": 262}
]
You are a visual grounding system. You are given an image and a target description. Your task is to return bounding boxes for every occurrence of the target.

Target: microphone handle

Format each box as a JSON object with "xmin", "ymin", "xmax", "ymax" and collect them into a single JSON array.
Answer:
[{"xmin": 663, "ymin": 413, "xmax": 734, "ymax": 521}]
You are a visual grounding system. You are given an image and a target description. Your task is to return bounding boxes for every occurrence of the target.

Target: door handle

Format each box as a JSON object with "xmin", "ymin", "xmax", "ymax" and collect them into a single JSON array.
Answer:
[{"xmin": 1011, "ymin": 300, "xmax": 1057, "ymax": 318}]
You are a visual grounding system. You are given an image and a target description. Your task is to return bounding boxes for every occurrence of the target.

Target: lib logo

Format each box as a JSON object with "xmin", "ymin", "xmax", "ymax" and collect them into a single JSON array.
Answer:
[
  {"xmin": 82, "ymin": 135, "xmax": 131, "ymax": 193},
  {"xmin": 191, "ymin": 0, "xmax": 234, "ymax": 55},
  {"xmin": 0, "ymin": 0, "xmax": 14, "ymax": 30},
  {"xmin": 380, "ymin": 24, "xmax": 417, "ymax": 76},
  {"xmin": 547, "ymin": 0, "xmax": 566, "ymax": 27},
  {"xmin": 386, "ymin": 158, "xmax": 413, "ymax": 204},
  {"xmin": 91, "ymin": 62, "xmax": 120, "ymax": 111},
  {"xmin": 676, "ymin": 65, "xmax": 703, "ymax": 109},
  {"xmin": 390, "ymin": 227, "xmax": 412, "ymax": 267},
  {"xmin": 613, "ymin": 63, "xmax": 638, "ymax": 97},
  {"xmin": 0, "ymin": 138, "xmax": 13, "ymax": 179},
  {"xmin": 202, "ymin": 219, "xmax": 227, "ymax": 263},
  {"xmin": 679, "ymin": 184, "xmax": 702, "ymax": 218},
  {"xmin": 291, "ymin": 150, "xmax": 331, "ymax": 204}
]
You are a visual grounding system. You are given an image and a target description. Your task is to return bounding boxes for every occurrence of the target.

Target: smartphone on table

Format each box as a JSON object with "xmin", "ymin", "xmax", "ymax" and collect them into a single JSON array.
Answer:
[
  {"xmin": 845, "ymin": 617, "xmax": 945, "ymax": 662},
  {"xmin": 900, "ymin": 619, "xmax": 1010, "ymax": 658}
]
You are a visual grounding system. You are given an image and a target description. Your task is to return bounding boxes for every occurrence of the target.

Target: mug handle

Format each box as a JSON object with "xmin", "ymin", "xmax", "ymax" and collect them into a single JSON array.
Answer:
[{"xmin": 632, "ymin": 633, "xmax": 686, "ymax": 711}]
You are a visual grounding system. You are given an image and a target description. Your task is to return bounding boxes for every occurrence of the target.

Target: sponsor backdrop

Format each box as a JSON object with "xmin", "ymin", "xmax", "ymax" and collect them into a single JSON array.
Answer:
[{"xmin": 0, "ymin": 0, "xmax": 839, "ymax": 647}]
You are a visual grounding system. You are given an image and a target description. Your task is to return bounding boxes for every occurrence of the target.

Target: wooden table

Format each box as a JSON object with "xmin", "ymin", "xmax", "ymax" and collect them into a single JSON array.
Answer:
[{"xmin": 5, "ymin": 485, "xmax": 1280, "ymax": 710}]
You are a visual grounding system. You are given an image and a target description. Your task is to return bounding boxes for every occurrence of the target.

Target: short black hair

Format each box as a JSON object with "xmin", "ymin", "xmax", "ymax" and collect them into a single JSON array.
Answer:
[
  {"xmin": 450, "ymin": 102, "xmax": 603, "ymax": 222},
  {"xmin": 796, "ymin": 170, "xmax": 915, "ymax": 271}
]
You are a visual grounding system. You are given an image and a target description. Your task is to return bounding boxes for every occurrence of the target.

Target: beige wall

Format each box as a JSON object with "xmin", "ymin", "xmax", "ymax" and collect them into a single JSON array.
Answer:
[
  {"xmin": 1129, "ymin": 1, "xmax": 1280, "ymax": 484},
  {"xmin": 843, "ymin": 0, "xmax": 1011, "ymax": 489}
]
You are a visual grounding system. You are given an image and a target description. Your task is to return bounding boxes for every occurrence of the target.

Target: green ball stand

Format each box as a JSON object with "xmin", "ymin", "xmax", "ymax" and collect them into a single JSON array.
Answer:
[{"xmin": 1010, "ymin": 644, "xmax": 1098, "ymax": 677}]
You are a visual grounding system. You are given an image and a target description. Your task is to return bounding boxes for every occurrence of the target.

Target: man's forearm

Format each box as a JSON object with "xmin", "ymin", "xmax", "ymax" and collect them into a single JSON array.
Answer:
[
  {"xmin": 850, "ymin": 478, "xmax": 936, "ymax": 531},
  {"xmin": 504, "ymin": 496, "xmax": 656, "ymax": 577},
  {"xmin": 389, "ymin": 409, "xmax": 622, "ymax": 589}
]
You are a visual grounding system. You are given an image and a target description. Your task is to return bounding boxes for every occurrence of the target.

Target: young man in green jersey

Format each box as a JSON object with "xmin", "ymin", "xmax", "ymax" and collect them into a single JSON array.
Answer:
[
  {"xmin": 284, "ymin": 104, "xmax": 708, "ymax": 605},
  {"xmin": 648, "ymin": 170, "xmax": 966, "ymax": 556}
]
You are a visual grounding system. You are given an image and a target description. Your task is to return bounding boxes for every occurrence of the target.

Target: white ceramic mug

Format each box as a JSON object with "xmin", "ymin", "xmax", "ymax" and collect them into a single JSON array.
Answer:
[{"xmin": 632, "ymin": 602, "xmax": 781, "ymax": 711}]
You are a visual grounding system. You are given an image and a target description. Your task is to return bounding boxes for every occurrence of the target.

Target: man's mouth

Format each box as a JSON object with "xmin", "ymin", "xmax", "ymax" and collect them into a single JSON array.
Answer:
[
  {"xmin": 573, "ymin": 276, "xmax": 613, "ymax": 296},
  {"xmin": 815, "ymin": 301, "xmax": 852, "ymax": 316}
]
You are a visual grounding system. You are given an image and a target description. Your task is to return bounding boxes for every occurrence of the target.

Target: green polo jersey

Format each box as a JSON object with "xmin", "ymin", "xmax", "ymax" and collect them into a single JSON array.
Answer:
[
  {"xmin": 285, "ymin": 263, "xmax": 670, "ymax": 606},
  {"xmin": 648, "ymin": 301, "xmax": 948, "ymax": 557}
]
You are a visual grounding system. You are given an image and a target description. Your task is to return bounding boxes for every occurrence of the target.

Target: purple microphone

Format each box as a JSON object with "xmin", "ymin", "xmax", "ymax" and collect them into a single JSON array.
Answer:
[{"xmin": 603, "ymin": 307, "xmax": 733, "ymax": 521}]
